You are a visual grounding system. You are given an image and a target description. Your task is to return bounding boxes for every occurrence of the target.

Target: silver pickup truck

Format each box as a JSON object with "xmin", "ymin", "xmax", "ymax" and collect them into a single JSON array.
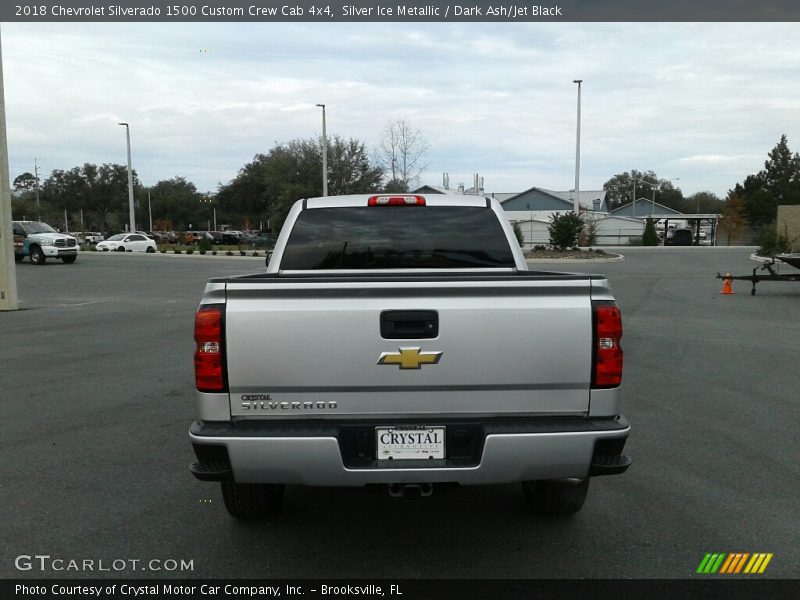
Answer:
[{"xmin": 189, "ymin": 194, "xmax": 630, "ymax": 519}]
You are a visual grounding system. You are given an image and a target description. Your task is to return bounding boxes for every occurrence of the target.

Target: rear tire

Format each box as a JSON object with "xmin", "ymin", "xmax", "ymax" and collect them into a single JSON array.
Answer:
[
  {"xmin": 29, "ymin": 246, "xmax": 46, "ymax": 265},
  {"xmin": 61, "ymin": 255, "xmax": 77, "ymax": 264},
  {"xmin": 14, "ymin": 254, "xmax": 23, "ymax": 263},
  {"xmin": 221, "ymin": 482, "xmax": 285, "ymax": 520},
  {"xmin": 522, "ymin": 479, "xmax": 589, "ymax": 516},
  {"xmin": 146, "ymin": 246, "xmax": 156, "ymax": 253}
]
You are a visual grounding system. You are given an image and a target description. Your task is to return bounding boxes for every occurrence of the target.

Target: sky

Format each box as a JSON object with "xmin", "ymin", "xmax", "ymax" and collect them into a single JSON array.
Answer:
[{"xmin": 3, "ymin": 22, "xmax": 800, "ymax": 199}]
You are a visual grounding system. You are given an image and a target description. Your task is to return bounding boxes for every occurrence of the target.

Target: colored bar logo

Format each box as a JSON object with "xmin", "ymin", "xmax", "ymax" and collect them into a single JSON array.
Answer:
[{"xmin": 697, "ymin": 553, "xmax": 773, "ymax": 574}]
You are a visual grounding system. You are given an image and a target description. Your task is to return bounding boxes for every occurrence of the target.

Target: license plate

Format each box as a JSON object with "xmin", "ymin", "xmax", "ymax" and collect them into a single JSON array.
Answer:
[{"xmin": 376, "ymin": 426, "xmax": 445, "ymax": 460}]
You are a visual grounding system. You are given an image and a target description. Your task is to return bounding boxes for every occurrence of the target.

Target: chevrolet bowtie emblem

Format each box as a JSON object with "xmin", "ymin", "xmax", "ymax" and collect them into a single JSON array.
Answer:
[{"xmin": 377, "ymin": 347, "xmax": 443, "ymax": 370}]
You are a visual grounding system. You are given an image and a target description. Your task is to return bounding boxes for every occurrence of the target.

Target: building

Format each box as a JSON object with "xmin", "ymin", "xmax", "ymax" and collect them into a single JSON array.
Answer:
[
  {"xmin": 413, "ymin": 180, "xmax": 731, "ymax": 246},
  {"xmin": 501, "ymin": 187, "xmax": 608, "ymax": 213}
]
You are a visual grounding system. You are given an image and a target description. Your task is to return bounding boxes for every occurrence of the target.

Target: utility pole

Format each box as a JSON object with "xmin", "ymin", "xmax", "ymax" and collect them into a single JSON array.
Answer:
[{"xmin": 0, "ymin": 27, "xmax": 19, "ymax": 310}]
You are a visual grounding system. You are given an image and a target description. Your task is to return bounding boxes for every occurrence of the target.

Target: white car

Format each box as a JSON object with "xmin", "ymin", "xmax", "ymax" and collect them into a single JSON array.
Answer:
[{"xmin": 96, "ymin": 233, "xmax": 157, "ymax": 253}]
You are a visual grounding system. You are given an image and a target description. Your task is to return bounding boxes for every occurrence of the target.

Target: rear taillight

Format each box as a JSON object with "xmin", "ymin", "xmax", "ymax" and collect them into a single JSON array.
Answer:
[
  {"xmin": 194, "ymin": 304, "xmax": 226, "ymax": 392},
  {"xmin": 367, "ymin": 195, "xmax": 426, "ymax": 206},
  {"xmin": 592, "ymin": 301, "xmax": 623, "ymax": 388}
]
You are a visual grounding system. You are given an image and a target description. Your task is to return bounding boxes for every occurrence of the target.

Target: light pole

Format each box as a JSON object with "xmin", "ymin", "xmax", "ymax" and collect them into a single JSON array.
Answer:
[
  {"xmin": 34, "ymin": 157, "xmax": 40, "ymax": 220},
  {"xmin": 572, "ymin": 80, "xmax": 582, "ymax": 214},
  {"xmin": 316, "ymin": 104, "xmax": 328, "ymax": 197},
  {"xmin": 201, "ymin": 195, "xmax": 216, "ymax": 231},
  {"xmin": 118, "ymin": 122, "xmax": 135, "ymax": 232},
  {"xmin": 147, "ymin": 188, "xmax": 153, "ymax": 233}
]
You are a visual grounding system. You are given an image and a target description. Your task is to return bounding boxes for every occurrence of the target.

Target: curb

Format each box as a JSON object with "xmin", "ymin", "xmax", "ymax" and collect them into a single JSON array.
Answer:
[
  {"xmin": 525, "ymin": 253, "xmax": 624, "ymax": 264},
  {"xmin": 83, "ymin": 250, "xmax": 268, "ymax": 260},
  {"xmin": 749, "ymin": 253, "xmax": 773, "ymax": 264}
]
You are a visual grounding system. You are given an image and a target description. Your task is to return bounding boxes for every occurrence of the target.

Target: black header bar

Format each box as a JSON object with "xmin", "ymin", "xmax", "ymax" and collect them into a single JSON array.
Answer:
[{"xmin": 4, "ymin": 1, "xmax": 800, "ymax": 22}]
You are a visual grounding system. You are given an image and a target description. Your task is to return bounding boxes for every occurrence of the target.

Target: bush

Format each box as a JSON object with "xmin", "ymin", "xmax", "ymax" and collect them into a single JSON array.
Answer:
[
  {"xmin": 548, "ymin": 212, "xmax": 584, "ymax": 250},
  {"xmin": 757, "ymin": 222, "xmax": 793, "ymax": 256},
  {"xmin": 642, "ymin": 218, "xmax": 659, "ymax": 246},
  {"xmin": 160, "ymin": 249, "xmax": 166, "ymax": 254},
  {"xmin": 252, "ymin": 251, "xmax": 259, "ymax": 257},
  {"xmin": 174, "ymin": 248, "xmax": 182, "ymax": 254},
  {"xmin": 198, "ymin": 237, "xmax": 213, "ymax": 252},
  {"xmin": 186, "ymin": 248, "xmax": 194, "ymax": 254},
  {"xmin": 199, "ymin": 249, "xmax": 206, "ymax": 255},
  {"xmin": 578, "ymin": 216, "xmax": 598, "ymax": 246},
  {"xmin": 226, "ymin": 250, "xmax": 234, "ymax": 256},
  {"xmin": 212, "ymin": 250, "xmax": 217, "ymax": 255},
  {"xmin": 512, "ymin": 222, "xmax": 524, "ymax": 247},
  {"xmin": 239, "ymin": 250, "xmax": 246, "ymax": 256}
]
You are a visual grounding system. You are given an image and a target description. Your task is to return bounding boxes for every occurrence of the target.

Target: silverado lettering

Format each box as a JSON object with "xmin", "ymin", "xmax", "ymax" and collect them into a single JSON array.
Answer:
[{"xmin": 241, "ymin": 400, "xmax": 338, "ymax": 410}]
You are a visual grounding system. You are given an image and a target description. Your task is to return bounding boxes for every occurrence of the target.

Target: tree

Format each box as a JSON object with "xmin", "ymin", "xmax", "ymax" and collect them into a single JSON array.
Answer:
[
  {"xmin": 763, "ymin": 134, "xmax": 800, "ymax": 205},
  {"xmin": 377, "ymin": 119, "xmax": 429, "ymax": 191},
  {"xmin": 217, "ymin": 135, "xmax": 383, "ymax": 232},
  {"xmin": 642, "ymin": 218, "xmax": 659, "ymax": 246},
  {"xmin": 730, "ymin": 173, "xmax": 771, "ymax": 225},
  {"xmin": 328, "ymin": 136, "xmax": 383, "ymax": 196},
  {"xmin": 719, "ymin": 193, "xmax": 748, "ymax": 245},
  {"xmin": 602, "ymin": 170, "xmax": 684, "ymax": 211},
  {"xmin": 10, "ymin": 194, "xmax": 38, "ymax": 221},
  {"xmin": 684, "ymin": 191, "xmax": 724, "ymax": 214},
  {"xmin": 13, "ymin": 172, "xmax": 37, "ymax": 192},
  {"xmin": 149, "ymin": 177, "xmax": 203, "ymax": 231},
  {"xmin": 730, "ymin": 135, "xmax": 800, "ymax": 225},
  {"xmin": 86, "ymin": 163, "xmax": 138, "ymax": 229},
  {"xmin": 39, "ymin": 163, "xmax": 136, "ymax": 230},
  {"xmin": 548, "ymin": 212, "xmax": 583, "ymax": 250}
]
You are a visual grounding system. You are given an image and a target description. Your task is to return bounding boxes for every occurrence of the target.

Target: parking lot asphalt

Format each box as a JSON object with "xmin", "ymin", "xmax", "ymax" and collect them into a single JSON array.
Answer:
[{"xmin": 1, "ymin": 248, "xmax": 798, "ymax": 579}]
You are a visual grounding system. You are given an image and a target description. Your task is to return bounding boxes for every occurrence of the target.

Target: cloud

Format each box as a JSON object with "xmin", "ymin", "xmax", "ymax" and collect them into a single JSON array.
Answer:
[{"xmin": 3, "ymin": 22, "xmax": 800, "ymax": 197}]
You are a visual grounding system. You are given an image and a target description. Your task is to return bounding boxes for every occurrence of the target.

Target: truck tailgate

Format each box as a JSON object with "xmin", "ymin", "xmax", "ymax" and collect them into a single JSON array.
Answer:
[{"xmin": 223, "ymin": 275, "xmax": 594, "ymax": 418}]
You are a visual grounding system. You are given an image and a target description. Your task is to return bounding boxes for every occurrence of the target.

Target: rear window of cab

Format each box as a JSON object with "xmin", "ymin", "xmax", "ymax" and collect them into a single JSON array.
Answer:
[{"xmin": 280, "ymin": 206, "xmax": 515, "ymax": 270}]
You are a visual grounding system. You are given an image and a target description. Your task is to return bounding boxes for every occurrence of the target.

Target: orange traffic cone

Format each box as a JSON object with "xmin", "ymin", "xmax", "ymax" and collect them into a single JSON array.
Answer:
[{"xmin": 721, "ymin": 273, "xmax": 734, "ymax": 294}]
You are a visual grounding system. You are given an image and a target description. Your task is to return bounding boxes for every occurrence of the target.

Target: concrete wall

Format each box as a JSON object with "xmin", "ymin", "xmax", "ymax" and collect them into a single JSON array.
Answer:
[{"xmin": 777, "ymin": 205, "xmax": 800, "ymax": 251}]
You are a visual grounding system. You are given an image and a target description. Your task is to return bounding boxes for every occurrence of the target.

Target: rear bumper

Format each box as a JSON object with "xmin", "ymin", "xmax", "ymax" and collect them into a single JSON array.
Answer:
[{"xmin": 189, "ymin": 416, "xmax": 631, "ymax": 486}]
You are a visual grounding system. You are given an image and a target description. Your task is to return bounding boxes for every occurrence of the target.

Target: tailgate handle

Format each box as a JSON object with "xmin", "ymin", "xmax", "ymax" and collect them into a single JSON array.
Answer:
[{"xmin": 380, "ymin": 310, "xmax": 438, "ymax": 339}]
